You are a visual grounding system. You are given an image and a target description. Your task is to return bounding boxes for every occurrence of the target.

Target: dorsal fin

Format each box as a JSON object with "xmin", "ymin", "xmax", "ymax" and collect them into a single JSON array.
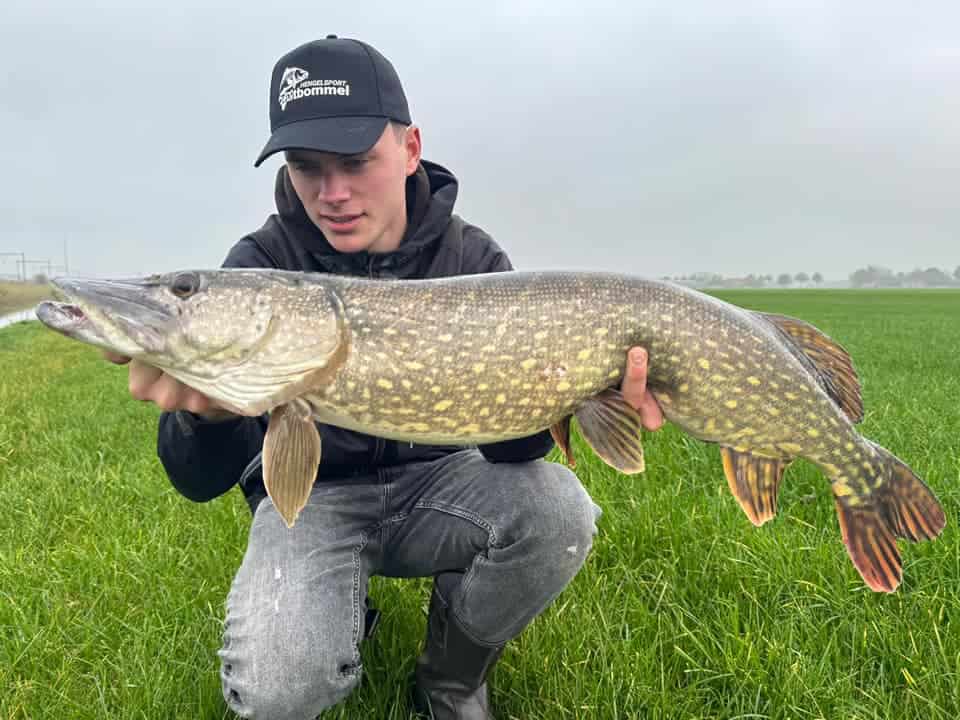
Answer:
[{"xmin": 754, "ymin": 311, "xmax": 863, "ymax": 423}]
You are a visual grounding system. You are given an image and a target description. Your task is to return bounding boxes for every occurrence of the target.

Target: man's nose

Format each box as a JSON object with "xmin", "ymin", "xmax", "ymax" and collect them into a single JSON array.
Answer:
[{"xmin": 317, "ymin": 171, "xmax": 351, "ymax": 203}]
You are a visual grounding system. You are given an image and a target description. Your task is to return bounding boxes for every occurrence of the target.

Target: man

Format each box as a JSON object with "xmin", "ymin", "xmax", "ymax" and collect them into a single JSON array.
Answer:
[{"xmin": 108, "ymin": 36, "xmax": 663, "ymax": 719}]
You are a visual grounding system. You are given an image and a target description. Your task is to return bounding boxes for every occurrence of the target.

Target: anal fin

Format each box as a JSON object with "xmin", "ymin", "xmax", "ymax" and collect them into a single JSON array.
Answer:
[
  {"xmin": 263, "ymin": 400, "xmax": 321, "ymax": 528},
  {"xmin": 720, "ymin": 446, "xmax": 791, "ymax": 526},
  {"xmin": 575, "ymin": 389, "xmax": 645, "ymax": 474}
]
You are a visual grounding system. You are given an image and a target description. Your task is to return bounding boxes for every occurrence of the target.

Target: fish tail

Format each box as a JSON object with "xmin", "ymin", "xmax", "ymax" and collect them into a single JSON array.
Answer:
[{"xmin": 834, "ymin": 442, "xmax": 946, "ymax": 592}]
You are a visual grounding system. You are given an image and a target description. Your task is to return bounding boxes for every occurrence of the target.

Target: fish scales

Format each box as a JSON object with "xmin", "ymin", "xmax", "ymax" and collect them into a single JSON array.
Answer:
[
  {"xmin": 307, "ymin": 272, "xmax": 859, "ymax": 470},
  {"xmin": 36, "ymin": 268, "xmax": 946, "ymax": 591}
]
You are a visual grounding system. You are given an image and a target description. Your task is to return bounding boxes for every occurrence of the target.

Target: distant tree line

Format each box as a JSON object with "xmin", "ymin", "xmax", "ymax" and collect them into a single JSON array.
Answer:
[
  {"xmin": 847, "ymin": 265, "xmax": 960, "ymax": 288},
  {"xmin": 662, "ymin": 271, "xmax": 826, "ymax": 289},
  {"xmin": 662, "ymin": 265, "xmax": 960, "ymax": 289}
]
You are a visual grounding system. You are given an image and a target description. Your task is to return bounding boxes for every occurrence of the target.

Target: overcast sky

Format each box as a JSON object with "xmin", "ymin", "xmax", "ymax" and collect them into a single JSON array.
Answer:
[{"xmin": 1, "ymin": 1, "xmax": 957, "ymax": 281}]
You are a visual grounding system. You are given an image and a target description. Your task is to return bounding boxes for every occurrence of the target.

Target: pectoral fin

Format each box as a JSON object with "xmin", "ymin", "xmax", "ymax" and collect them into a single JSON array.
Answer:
[
  {"xmin": 575, "ymin": 388, "xmax": 645, "ymax": 474},
  {"xmin": 720, "ymin": 446, "xmax": 792, "ymax": 526},
  {"xmin": 549, "ymin": 416, "xmax": 576, "ymax": 468},
  {"xmin": 263, "ymin": 400, "xmax": 321, "ymax": 528}
]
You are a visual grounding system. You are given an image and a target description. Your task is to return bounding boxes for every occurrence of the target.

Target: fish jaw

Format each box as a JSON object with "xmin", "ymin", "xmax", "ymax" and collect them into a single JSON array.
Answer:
[{"xmin": 37, "ymin": 276, "xmax": 176, "ymax": 357}]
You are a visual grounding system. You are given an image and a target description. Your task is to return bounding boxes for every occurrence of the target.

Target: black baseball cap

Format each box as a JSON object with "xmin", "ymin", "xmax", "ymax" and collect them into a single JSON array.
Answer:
[{"xmin": 254, "ymin": 35, "xmax": 411, "ymax": 167}]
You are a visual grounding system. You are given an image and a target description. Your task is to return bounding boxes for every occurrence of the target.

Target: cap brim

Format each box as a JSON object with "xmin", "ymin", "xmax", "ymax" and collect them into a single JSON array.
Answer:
[{"xmin": 254, "ymin": 116, "xmax": 389, "ymax": 167}]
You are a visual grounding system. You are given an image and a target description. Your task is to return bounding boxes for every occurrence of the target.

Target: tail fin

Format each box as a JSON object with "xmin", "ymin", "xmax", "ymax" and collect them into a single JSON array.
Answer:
[{"xmin": 834, "ymin": 443, "xmax": 946, "ymax": 593}]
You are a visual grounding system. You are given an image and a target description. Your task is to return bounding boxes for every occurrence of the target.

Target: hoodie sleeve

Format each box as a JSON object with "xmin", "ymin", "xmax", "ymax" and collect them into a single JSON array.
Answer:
[
  {"xmin": 459, "ymin": 223, "xmax": 556, "ymax": 464},
  {"xmin": 155, "ymin": 235, "xmax": 276, "ymax": 502}
]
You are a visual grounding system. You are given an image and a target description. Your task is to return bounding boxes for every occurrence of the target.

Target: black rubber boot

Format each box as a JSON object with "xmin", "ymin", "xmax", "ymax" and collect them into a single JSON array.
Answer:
[{"xmin": 412, "ymin": 573, "xmax": 504, "ymax": 719}]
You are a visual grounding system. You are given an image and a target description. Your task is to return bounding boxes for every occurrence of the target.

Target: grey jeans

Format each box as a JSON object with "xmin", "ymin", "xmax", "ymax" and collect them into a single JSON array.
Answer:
[{"xmin": 219, "ymin": 448, "xmax": 600, "ymax": 719}]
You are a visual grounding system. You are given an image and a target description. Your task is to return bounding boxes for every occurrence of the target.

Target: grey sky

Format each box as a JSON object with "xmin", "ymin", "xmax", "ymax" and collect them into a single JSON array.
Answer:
[{"xmin": 2, "ymin": 1, "xmax": 957, "ymax": 280}]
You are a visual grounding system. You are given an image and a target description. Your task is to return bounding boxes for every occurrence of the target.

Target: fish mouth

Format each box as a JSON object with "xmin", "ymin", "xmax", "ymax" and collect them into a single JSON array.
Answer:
[
  {"xmin": 36, "ymin": 300, "xmax": 99, "ymax": 338},
  {"xmin": 37, "ymin": 277, "xmax": 175, "ymax": 354}
]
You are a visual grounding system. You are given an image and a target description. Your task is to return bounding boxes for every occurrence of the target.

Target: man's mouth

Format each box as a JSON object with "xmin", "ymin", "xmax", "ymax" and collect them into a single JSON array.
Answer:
[{"xmin": 320, "ymin": 213, "xmax": 363, "ymax": 231}]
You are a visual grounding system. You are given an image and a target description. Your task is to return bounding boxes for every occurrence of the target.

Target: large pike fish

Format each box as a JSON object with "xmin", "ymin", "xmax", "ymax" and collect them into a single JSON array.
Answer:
[{"xmin": 36, "ymin": 269, "xmax": 946, "ymax": 592}]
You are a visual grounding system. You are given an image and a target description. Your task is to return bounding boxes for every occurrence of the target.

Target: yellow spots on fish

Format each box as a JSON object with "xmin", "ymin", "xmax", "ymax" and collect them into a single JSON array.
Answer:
[
  {"xmin": 409, "ymin": 422, "xmax": 431, "ymax": 432},
  {"xmin": 765, "ymin": 406, "xmax": 781, "ymax": 417},
  {"xmin": 785, "ymin": 392, "xmax": 799, "ymax": 400},
  {"xmin": 495, "ymin": 393, "xmax": 507, "ymax": 404},
  {"xmin": 807, "ymin": 411, "xmax": 819, "ymax": 421},
  {"xmin": 678, "ymin": 383, "xmax": 690, "ymax": 393},
  {"xmin": 346, "ymin": 380, "xmax": 356, "ymax": 391},
  {"xmin": 472, "ymin": 362, "xmax": 486, "ymax": 374},
  {"xmin": 845, "ymin": 442, "xmax": 855, "ymax": 451},
  {"xmin": 862, "ymin": 461, "xmax": 875, "ymax": 474},
  {"xmin": 779, "ymin": 442, "xmax": 803, "ymax": 454},
  {"xmin": 383, "ymin": 328, "xmax": 397, "ymax": 336},
  {"xmin": 705, "ymin": 418, "xmax": 717, "ymax": 433},
  {"xmin": 705, "ymin": 339, "xmax": 718, "ymax": 348},
  {"xmin": 710, "ymin": 374, "xmax": 728, "ymax": 383},
  {"xmin": 660, "ymin": 314, "xmax": 672, "ymax": 323},
  {"xmin": 747, "ymin": 376, "xmax": 761, "ymax": 386},
  {"xmin": 362, "ymin": 388, "xmax": 371, "ymax": 400},
  {"xmin": 477, "ymin": 383, "xmax": 490, "ymax": 391},
  {"xmin": 607, "ymin": 368, "xmax": 621, "ymax": 379},
  {"xmin": 659, "ymin": 394, "xmax": 673, "ymax": 406},
  {"xmin": 556, "ymin": 381, "xmax": 572, "ymax": 392},
  {"xmin": 405, "ymin": 361, "xmax": 424, "ymax": 371},
  {"xmin": 594, "ymin": 327, "xmax": 609, "ymax": 337},
  {"xmin": 770, "ymin": 381, "xmax": 780, "ymax": 390},
  {"xmin": 456, "ymin": 423, "xmax": 481, "ymax": 434},
  {"xmin": 438, "ymin": 333, "xmax": 453, "ymax": 343},
  {"xmin": 430, "ymin": 386, "xmax": 442, "ymax": 395},
  {"xmin": 534, "ymin": 330, "xmax": 548, "ymax": 340},
  {"xmin": 834, "ymin": 481, "xmax": 854, "ymax": 497},
  {"xmin": 520, "ymin": 358, "xmax": 537, "ymax": 370},
  {"xmin": 376, "ymin": 352, "xmax": 389, "ymax": 361},
  {"xmin": 433, "ymin": 399, "xmax": 453, "ymax": 412},
  {"xmin": 411, "ymin": 394, "xmax": 422, "ymax": 402},
  {"xmin": 807, "ymin": 428, "xmax": 821, "ymax": 438},
  {"xmin": 711, "ymin": 388, "xmax": 723, "ymax": 400},
  {"xmin": 479, "ymin": 407, "xmax": 490, "ymax": 417},
  {"xmin": 531, "ymin": 408, "xmax": 543, "ymax": 418},
  {"xmin": 724, "ymin": 419, "xmax": 735, "ymax": 430},
  {"xmin": 399, "ymin": 379, "xmax": 412, "ymax": 391},
  {"xmin": 724, "ymin": 399, "xmax": 738, "ymax": 409},
  {"xmin": 698, "ymin": 358, "xmax": 711, "ymax": 370},
  {"xmin": 348, "ymin": 404, "xmax": 369, "ymax": 414},
  {"xmin": 577, "ymin": 348, "xmax": 593, "ymax": 361}
]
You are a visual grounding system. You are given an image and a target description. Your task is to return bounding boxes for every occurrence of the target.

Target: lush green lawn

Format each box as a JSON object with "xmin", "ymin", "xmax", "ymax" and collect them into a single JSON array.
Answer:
[{"xmin": 1, "ymin": 290, "xmax": 959, "ymax": 719}]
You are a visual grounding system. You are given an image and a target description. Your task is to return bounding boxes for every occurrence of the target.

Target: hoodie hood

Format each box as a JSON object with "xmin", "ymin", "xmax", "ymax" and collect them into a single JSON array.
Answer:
[{"xmin": 272, "ymin": 159, "xmax": 460, "ymax": 276}]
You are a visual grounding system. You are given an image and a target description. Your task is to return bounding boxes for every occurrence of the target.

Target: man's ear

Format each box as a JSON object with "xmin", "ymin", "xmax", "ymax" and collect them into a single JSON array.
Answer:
[{"xmin": 403, "ymin": 125, "xmax": 422, "ymax": 176}]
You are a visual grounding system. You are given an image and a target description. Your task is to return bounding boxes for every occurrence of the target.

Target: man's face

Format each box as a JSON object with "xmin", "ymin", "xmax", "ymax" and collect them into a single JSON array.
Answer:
[{"xmin": 285, "ymin": 124, "xmax": 422, "ymax": 254}]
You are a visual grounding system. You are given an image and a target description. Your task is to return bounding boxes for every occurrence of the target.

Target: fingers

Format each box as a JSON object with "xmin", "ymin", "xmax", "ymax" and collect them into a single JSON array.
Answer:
[
  {"xmin": 621, "ymin": 347, "xmax": 665, "ymax": 431},
  {"xmin": 103, "ymin": 351, "xmax": 131, "ymax": 365},
  {"xmin": 126, "ymin": 359, "xmax": 214, "ymax": 414}
]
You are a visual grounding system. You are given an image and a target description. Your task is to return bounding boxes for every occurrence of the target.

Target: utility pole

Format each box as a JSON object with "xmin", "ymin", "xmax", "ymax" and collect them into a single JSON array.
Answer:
[{"xmin": 0, "ymin": 252, "xmax": 27, "ymax": 281}]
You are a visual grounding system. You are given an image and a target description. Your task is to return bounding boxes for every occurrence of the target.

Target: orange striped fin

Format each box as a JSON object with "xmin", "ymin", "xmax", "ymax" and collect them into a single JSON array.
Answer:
[{"xmin": 720, "ymin": 446, "xmax": 791, "ymax": 526}]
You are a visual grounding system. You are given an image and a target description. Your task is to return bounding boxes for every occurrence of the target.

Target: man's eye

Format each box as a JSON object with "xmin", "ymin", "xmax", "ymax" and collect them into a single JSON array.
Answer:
[{"xmin": 342, "ymin": 157, "xmax": 368, "ymax": 170}]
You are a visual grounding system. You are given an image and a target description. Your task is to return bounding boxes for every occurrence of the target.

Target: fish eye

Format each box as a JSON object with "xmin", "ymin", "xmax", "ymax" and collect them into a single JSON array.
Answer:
[{"xmin": 170, "ymin": 272, "xmax": 200, "ymax": 299}]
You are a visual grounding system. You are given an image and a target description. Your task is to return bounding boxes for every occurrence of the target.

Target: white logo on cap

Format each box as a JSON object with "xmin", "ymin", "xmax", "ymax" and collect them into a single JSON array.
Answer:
[
  {"xmin": 280, "ymin": 67, "xmax": 310, "ymax": 94},
  {"xmin": 278, "ymin": 66, "xmax": 351, "ymax": 111}
]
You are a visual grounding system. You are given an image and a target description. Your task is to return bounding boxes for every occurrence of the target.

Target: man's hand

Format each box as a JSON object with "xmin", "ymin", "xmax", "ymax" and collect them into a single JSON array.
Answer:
[
  {"xmin": 620, "ymin": 347, "xmax": 664, "ymax": 431},
  {"xmin": 103, "ymin": 351, "xmax": 235, "ymax": 420}
]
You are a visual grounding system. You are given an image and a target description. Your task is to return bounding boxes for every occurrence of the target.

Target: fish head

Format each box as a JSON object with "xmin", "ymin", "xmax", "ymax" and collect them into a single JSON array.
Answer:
[{"xmin": 36, "ymin": 269, "xmax": 347, "ymax": 415}]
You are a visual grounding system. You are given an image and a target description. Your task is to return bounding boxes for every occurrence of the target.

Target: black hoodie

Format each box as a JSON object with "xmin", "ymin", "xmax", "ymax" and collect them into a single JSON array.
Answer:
[{"xmin": 157, "ymin": 160, "xmax": 554, "ymax": 508}]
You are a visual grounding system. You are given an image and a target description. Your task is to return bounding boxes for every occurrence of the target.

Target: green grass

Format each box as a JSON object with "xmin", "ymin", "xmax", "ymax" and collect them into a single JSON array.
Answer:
[{"xmin": 2, "ymin": 290, "xmax": 959, "ymax": 719}]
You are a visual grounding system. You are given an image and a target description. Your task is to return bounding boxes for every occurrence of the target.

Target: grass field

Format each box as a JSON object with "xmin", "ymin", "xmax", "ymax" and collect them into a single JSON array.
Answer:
[
  {"xmin": 1, "ymin": 290, "xmax": 959, "ymax": 719},
  {"xmin": 0, "ymin": 281, "xmax": 52, "ymax": 317}
]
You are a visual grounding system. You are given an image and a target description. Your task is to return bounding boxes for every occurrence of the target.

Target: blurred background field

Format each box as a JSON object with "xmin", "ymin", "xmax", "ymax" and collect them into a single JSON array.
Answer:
[{"xmin": 1, "ymin": 289, "xmax": 958, "ymax": 719}]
